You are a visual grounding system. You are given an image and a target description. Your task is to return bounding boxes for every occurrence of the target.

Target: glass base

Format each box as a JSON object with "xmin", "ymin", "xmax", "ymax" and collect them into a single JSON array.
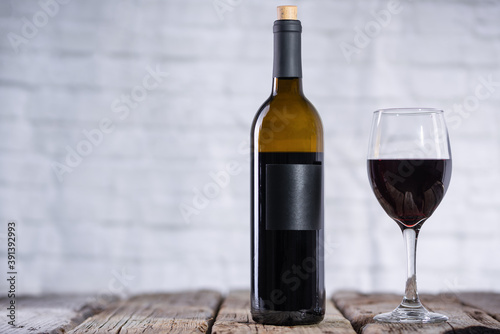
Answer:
[{"xmin": 374, "ymin": 304, "xmax": 448, "ymax": 324}]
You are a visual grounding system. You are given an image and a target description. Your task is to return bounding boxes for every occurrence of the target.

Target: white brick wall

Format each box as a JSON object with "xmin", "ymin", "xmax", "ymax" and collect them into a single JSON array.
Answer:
[{"xmin": 0, "ymin": 0, "xmax": 499, "ymax": 297}]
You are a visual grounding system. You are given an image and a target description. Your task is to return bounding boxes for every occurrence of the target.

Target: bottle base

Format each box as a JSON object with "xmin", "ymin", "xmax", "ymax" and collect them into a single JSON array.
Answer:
[{"xmin": 251, "ymin": 309, "xmax": 324, "ymax": 326}]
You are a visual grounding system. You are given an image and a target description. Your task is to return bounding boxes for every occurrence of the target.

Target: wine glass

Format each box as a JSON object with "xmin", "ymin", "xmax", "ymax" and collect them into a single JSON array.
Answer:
[{"xmin": 367, "ymin": 108, "xmax": 452, "ymax": 323}]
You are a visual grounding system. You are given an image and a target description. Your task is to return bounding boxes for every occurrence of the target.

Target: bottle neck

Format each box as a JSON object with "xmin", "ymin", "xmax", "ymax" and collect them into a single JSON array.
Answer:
[
  {"xmin": 272, "ymin": 78, "xmax": 303, "ymax": 96},
  {"xmin": 272, "ymin": 19, "xmax": 302, "ymax": 79}
]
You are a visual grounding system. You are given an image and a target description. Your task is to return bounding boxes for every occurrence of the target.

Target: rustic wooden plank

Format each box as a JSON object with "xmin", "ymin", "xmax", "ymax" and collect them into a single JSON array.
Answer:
[
  {"xmin": 455, "ymin": 292, "xmax": 500, "ymax": 322},
  {"xmin": 0, "ymin": 294, "xmax": 116, "ymax": 334},
  {"xmin": 211, "ymin": 290, "xmax": 356, "ymax": 333},
  {"xmin": 70, "ymin": 290, "xmax": 222, "ymax": 334},
  {"xmin": 332, "ymin": 291, "xmax": 500, "ymax": 334},
  {"xmin": 421, "ymin": 293, "xmax": 500, "ymax": 334}
]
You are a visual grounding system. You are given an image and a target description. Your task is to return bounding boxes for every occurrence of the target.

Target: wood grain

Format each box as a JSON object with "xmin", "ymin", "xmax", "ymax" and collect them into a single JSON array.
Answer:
[
  {"xmin": 0, "ymin": 294, "xmax": 115, "ymax": 334},
  {"xmin": 426, "ymin": 293, "xmax": 500, "ymax": 333},
  {"xmin": 211, "ymin": 290, "xmax": 356, "ymax": 333},
  {"xmin": 4, "ymin": 291, "xmax": 500, "ymax": 333},
  {"xmin": 456, "ymin": 292, "xmax": 500, "ymax": 322},
  {"xmin": 332, "ymin": 291, "xmax": 500, "ymax": 334},
  {"xmin": 69, "ymin": 290, "xmax": 221, "ymax": 334}
]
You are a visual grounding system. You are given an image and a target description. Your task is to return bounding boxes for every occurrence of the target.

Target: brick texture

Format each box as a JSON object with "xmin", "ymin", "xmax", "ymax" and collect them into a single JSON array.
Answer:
[{"xmin": 0, "ymin": 0, "xmax": 499, "ymax": 296}]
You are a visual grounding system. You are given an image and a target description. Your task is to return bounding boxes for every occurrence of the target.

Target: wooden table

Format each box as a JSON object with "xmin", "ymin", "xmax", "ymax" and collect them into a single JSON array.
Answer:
[{"xmin": 1, "ymin": 290, "xmax": 500, "ymax": 333}]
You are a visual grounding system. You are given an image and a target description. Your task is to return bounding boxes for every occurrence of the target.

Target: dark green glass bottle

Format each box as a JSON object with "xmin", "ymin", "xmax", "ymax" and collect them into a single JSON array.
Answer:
[{"xmin": 250, "ymin": 6, "xmax": 325, "ymax": 326}]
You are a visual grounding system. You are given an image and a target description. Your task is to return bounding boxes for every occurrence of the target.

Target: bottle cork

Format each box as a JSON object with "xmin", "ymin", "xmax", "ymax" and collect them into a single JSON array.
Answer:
[{"xmin": 277, "ymin": 6, "xmax": 297, "ymax": 20}]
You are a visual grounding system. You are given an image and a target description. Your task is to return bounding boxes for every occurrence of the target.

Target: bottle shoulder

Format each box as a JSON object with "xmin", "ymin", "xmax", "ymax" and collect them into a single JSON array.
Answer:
[
  {"xmin": 254, "ymin": 94, "xmax": 322, "ymax": 128},
  {"xmin": 251, "ymin": 93, "xmax": 323, "ymax": 153}
]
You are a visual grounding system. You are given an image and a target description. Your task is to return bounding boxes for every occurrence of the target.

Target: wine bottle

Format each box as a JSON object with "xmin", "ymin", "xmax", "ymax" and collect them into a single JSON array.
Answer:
[{"xmin": 250, "ymin": 6, "xmax": 325, "ymax": 326}]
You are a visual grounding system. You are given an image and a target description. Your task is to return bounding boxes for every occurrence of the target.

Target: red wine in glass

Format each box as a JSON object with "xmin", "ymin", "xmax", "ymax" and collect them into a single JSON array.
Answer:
[{"xmin": 368, "ymin": 159, "xmax": 452, "ymax": 229}]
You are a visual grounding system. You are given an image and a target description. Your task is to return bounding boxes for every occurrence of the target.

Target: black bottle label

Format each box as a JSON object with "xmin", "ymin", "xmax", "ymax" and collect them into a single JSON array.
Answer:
[{"xmin": 265, "ymin": 164, "xmax": 322, "ymax": 230}]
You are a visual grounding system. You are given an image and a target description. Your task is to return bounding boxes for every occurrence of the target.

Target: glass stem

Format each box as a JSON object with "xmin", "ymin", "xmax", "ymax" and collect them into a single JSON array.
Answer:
[{"xmin": 401, "ymin": 228, "xmax": 422, "ymax": 308}]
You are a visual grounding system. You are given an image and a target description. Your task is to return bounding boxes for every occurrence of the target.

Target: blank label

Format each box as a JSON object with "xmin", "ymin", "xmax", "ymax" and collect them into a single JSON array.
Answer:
[{"xmin": 266, "ymin": 164, "xmax": 323, "ymax": 230}]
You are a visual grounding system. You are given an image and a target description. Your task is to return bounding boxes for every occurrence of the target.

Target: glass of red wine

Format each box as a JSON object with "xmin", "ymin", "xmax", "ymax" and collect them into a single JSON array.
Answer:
[{"xmin": 367, "ymin": 108, "xmax": 452, "ymax": 323}]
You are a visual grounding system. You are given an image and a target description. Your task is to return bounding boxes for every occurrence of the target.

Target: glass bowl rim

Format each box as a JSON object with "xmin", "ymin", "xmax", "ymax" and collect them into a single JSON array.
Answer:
[{"xmin": 373, "ymin": 108, "xmax": 444, "ymax": 115}]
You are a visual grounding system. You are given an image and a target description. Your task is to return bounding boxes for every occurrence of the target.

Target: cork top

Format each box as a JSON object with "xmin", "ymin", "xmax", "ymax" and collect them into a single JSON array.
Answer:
[{"xmin": 277, "ymin": 6, "xmax": 297, "ymax": 20}]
